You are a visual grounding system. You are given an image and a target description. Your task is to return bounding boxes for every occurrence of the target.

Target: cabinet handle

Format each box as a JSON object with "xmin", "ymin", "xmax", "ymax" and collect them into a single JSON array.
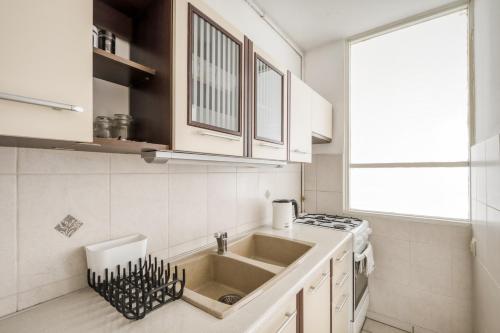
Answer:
[
  {"xmin": 335, "ymin": 272, "xmax": 349, "ymax": 288},
  {"xmin": 198, "ymin": 131, "xmax": 241, "ymax": 142},
  {"xmin": 276, "ymin": 310, "xmax": 297, "ymax": 333},
  {"xmin": 335, "ymin": 295, "xmax": 349, "ymax": 313},
  {"xmin": 259, "ymin": 142, "xmax": 283, "ymax": 149},
  {"xmin": 292, "ymin": 149, "xmax": 308, "ymax": 154},
  {"xmin": 0, "ymin": 92, "xmax": 84, "ymax": 113},
  {"xmin": 309, "ymin": 272, "xmax": 329, "ymax": 293},
  {"xmin": 335, "ymin": 250, "xmax": 349, "ymax": 263}
]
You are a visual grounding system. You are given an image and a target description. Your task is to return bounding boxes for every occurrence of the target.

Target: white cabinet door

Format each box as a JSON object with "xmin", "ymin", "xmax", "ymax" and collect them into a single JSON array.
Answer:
[
  {"xmin": 303, "ymin": 260, "xmax": 330, "ymax": 333},
  {"xmin": 173, "ymin": 0, "xmax": 245, "ymax": 156},
  {"xmin": 0, "ymin": 0, "xmax": 92, "ymax": 142},
  {"xmin": 256, "ymin": 295, "xmax": 297, "ymax": 333},
  {"xmin": 311, "ymin": 89, "xmax": 333, "ymax": 142},
  {"xmin": 289, "ymin": 73, "xmax": 312, "ymax": 163},
  {"xmin": 251, "ymin": 45, "xmax": 288, "ymax": 161}
]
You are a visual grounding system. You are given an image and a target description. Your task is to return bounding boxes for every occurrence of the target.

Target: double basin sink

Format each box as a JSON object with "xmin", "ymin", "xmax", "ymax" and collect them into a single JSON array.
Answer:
[{"xmin": 174, "ymin": 233, "xmax": 314, "ymax": 318}]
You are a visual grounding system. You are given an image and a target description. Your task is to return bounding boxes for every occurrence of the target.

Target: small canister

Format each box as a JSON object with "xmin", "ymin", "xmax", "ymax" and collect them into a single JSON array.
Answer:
[
  {"xmin": 94, "ymin": 116, "xmax": 112, "ymax": 138},
  {"xmin": 98, "ymin": 29, "xmax": 116, "ymax": 54},
  {"xmin": 111, "ymin": 114, "xmax": 133, "ymax": 140}
]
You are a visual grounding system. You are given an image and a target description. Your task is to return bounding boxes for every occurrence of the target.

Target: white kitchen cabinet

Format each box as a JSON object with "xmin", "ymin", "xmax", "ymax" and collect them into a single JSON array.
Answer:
[
  {"xmin": 288, "ymin": 73, "xmax": 312, "ymax": 163},
  {"xmin": 251, "ymin": 45, "xmax": 288, "ymax": 161},
  {"xmin": 311, "ymin": 89, "xmax": 333, "ymax": 144},
  {"xmin": 303, "ymin": 260, "xmax": 330, "ymax": 333},
  {"xmin": 331, "ymin": 240, "xmax": 353, "ymax": 333},
  {"xmin": 256, "ymin": 295, "xmax": 297, "ymax": 333},
  {"xmin": 0, "ymin": 0, "xmax": 93, "ymax": 142},
  {"xmin": 173, "ymin": 0, "xmax": 245, "ymax": 156}
]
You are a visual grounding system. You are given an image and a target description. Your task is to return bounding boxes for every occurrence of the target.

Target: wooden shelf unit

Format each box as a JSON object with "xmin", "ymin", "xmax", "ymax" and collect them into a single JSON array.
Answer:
[
  {"xmin": 71, "ymin": 137, "xmax": 168, "ymax": 154},
  {"xmin": 92, "ymin": 0, "xmax": 173, "ymax": 152},
  {"xmin": 93, "ymin": 48, "xmax": 156, "ymax": 87}
]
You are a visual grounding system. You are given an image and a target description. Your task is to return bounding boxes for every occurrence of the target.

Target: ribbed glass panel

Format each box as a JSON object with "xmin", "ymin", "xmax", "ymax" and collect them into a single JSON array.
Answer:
[
  {"xmin": 190, "ymin": 12, "xmax": 240, "ymax": 133},
  {"xmin": 255, "ymin": 58, "xmax": 282, "ymax": 143}
]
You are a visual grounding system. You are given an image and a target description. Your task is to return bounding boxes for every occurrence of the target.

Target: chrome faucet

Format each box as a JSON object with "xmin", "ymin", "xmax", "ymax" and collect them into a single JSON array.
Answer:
[{"xmin": 214, "ymin": 232, "xmax": 228, "ymax": 255}]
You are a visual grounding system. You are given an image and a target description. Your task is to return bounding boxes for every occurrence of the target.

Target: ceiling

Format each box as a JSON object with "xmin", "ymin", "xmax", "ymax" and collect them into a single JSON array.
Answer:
[{"xmin": 251, "ymin": 0, "xmax": 460, "ymax": 51}]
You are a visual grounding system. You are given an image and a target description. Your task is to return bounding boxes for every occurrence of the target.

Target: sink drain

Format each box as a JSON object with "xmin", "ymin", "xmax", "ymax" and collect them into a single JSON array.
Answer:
[{"xmin": 218, "ymin": 294, "xmax": 242, "ymax": 305}]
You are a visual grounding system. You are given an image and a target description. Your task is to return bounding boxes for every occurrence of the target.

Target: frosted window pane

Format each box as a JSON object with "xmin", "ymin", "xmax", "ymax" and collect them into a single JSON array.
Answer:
[
  {"xmin": 350, "ymin": 11, "xmax": 469, "ymax": 163},
  {"xmin": 350, "ymin": 167, "xmax": 469, "ymax": 219},
  {"xmin": 255, "ymin": 58, "xmax": 283, "ymax": 143}
]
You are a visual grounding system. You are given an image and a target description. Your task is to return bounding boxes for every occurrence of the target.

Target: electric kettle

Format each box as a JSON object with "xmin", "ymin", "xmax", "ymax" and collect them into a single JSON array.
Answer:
[{"xmin": 272, "ymin": 199, "xmax": 298, "ymax": 230}]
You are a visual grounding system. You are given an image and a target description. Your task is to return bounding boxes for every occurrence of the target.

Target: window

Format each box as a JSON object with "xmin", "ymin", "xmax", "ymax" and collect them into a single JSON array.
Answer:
[{"xmin": 348, "ymin": 9, "xmax": 469, "ymax": 220}]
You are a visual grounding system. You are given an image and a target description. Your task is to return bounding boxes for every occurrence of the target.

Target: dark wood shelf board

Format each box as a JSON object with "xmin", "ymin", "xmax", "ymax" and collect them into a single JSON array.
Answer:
[
  {"xmin": 93, "ymin": 48, "xmax": 156, "ymax": 87},
  {"xmin": 99, "ymin": 0, "xmax": 155, "ymax": 17},
  {"xmin": 71, "ymin": 137, "xmax": 168, "ymax": 154}
]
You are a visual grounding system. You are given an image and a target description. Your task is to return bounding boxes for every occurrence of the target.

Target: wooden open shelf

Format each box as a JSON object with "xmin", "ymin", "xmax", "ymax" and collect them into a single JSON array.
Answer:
[
  {"xmin": 70, "ymin": 137, "xmax": 168, "ymax": 154},
  {"xmin": 93, "ymin": 48, "xmax": 156, "ymax": 87}
]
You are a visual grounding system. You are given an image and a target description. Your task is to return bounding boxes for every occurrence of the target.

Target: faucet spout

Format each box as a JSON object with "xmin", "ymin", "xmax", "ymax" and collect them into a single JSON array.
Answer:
[{"xmin": 214, "ymin": 232, "xmax": 228, "ymax": 255}]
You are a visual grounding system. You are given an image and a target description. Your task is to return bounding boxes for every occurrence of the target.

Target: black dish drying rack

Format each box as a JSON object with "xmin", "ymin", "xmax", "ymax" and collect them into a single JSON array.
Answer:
[{"xmin": 87, "ymin": 255, "xmax": 186, "ymax": 320}]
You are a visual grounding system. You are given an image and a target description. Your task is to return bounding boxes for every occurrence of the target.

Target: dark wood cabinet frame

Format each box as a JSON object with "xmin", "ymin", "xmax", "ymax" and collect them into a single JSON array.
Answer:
[
  {"xmin": 187, "ymin": 3, "xmax": 243, "ymax": 137},
  {"xmin": 253, "ymin": 53, "xmax": 285, "ymax": 145}
]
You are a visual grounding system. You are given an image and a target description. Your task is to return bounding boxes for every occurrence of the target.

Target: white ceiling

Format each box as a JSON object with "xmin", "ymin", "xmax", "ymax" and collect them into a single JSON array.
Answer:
[{"xmin": 251, "ymin": 0, "xmax": 460, "ymax": 51}]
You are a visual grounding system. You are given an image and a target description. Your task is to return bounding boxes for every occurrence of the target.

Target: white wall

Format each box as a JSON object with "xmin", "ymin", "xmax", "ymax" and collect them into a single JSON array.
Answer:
[
  {"xmin": 304, "ymin": 41, "xmax": 346, "ymax": 154},
  {"xmin": 203, "ymin": 0, "xmax": 302, "ymax": 76},
  {"xmin": 472, "ymin": 0, "xmax": 500, "ymax": 332},
  {"xmin": 473, "ymin": 0, "xmax": 500, "ymax": 143}
]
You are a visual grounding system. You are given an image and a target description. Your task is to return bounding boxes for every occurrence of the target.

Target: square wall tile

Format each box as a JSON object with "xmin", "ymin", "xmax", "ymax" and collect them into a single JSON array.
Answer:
[
  {"xmin": 486, "ymin": 135, "xmax": 500, "ymax": 210},
  {"xmin": 207, "ymin": 173, "xmax": 237, "ymax": 234},
  {"xmin": 486, "ymin": 207, "xmax": 500, "ymax": 285},
  {"xmin": 18, "ymin": 175, "xmax": 109, "ymax": 292},
  {"xmin": 169, "ymin": 173, "xmax": 207, "ymax": 246},
  {"xmin": 304, "ymin": 158, "xmax": 316, "ymax": 191},
  {"xmin": 0, "ymin": 147, "xmax": 16, "ymax": 174},
  {"xmin": 110, "ymin": 154, "xmax": 168, "ymax": 174},
  {"xmin": 110, "ymin": 174, "xmax": 168, "ymax": 253},
  {"xmin": 0, "ymin": 176, "xmax": 16, "ymax": 299},
  {"xmin": 410, "ymin": 242, "xmax": 453, "ymax": 296},
  {"xmin": 471, "ymin": 141, "xmax": 487, "ymax": 204},
  {"xmin": 237, "ymin": 173, "xmax": 262, "ymax": 226},
  {"xmin": 18, "ymin": 149, "xmax": 109, "ymax": 174},
  {"xmin": 304, "ymin": 190, "xmax": 317, "ymax": 213},
  {"xmin": 258, "ymin": 172, "xmax": 276, "ymax": 224},
  {"xmin": 410, "ymin": 290, "xmax": 452, "ymax": 333},
  {"xmin": 451, "ymin": 249, "xmax": 472, "ymax": 301},
  {"xmin": 316, "ymin": 154, "xmax": 342, "ymax": 192},
  {"xmin": 370, "ymin": 234, "xmax": 411, "ymax": 285},
  {"xmin": 0, "ymin": 295, "xmax": 17, "ymax": 318},
  {"xmin": 316, "ymin": 191, "xmax": 342, "ymax": 214},
  {"xmin": 368, "ymin": 277, "xmax": 412, "ymax": 324},
  {"xmin": 168, "ymin": 163, "xmax": 207, "ymax": 174},
  {"xmin": 366, "ymin": 216, "xmax": 410, "ymax": 241},
  {"xmin": 472, "ymin": 201, "xmax": 487, "ymax": 262}
]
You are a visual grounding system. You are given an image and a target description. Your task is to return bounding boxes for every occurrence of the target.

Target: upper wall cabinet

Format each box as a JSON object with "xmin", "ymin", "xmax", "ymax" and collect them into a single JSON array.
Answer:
[
  {"xmin": 173, "ymin": 0, "xmax": 245, "ymax": 156},
  {"xmin": 310, "ymin": 90, "xmax": 333, "ymax": 144},
  {"xmin": 0, "ymin": 0, "xmax": 92, "ymax": 142},
  {"xmin": 250, "ymin": 45, "xmax": 288, "ymax": 161},
  {"xmin": 289, "ymin": 73, "xmax": 312, "ymax": 163}
]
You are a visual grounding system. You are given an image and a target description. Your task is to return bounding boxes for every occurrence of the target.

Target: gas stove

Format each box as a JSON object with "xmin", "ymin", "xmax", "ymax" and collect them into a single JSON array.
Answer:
[{"xmin": 294, "ymin": 213, "xmax": 363, "ymax": 231}]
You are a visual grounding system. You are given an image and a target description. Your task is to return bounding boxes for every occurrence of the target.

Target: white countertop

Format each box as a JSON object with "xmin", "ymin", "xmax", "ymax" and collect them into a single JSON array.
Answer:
[{"xmin": 0, "ymin": 224, "xmax": 351, "ymax": 333}]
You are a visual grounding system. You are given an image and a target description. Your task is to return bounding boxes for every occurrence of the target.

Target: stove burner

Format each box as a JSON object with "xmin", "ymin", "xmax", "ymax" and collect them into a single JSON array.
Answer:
[{"xmin": 295, "ymin": 214, "xmax": 363, "ymax": 231}]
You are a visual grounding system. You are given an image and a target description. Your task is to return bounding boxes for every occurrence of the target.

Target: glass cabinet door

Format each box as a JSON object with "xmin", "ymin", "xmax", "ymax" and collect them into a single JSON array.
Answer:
[
  {"xmin": 254, "ymin": 55, "xmax": 284, "ymax": 144},
  {"xmin": 188, "ymin": 5, "xmax": 242, "ymax": 136}
]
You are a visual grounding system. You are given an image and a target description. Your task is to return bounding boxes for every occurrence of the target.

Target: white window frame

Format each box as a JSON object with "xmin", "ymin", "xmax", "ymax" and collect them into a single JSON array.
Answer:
[{"xmin": 344, "ymin": 2, "xmax": 473, "ymax": 222}]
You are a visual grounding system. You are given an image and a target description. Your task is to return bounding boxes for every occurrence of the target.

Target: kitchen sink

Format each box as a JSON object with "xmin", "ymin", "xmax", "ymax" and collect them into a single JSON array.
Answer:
[
  {"xmin": 228, "ymin": 233, "xmax": 313, "ymax": 267},
  {"xmin": 176, "ymin": 253, "xmax": 276, "ymax": 318},
  {"xmin": 174, "ymin": 233, "xmax": 314, "ymax": 318}
]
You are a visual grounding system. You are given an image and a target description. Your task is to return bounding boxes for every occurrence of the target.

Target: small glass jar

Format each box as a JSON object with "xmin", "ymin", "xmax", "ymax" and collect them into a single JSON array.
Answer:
[
  {"xmin": 98, "ymin": 29, "xmax": 116, "ymax": 54},
  {"xmin": 93, "ymin": 116, "xmax": 111, "ymax": 138},
  {"xmin": 111, "ymin": 114, "xmax": 133, "ymax": 140}
]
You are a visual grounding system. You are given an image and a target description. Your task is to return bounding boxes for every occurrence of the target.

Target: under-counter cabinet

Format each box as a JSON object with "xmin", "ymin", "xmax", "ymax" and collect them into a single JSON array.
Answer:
[
  {"xmin": 256, "ymin": 294, "xmax": 298, "ymax": 333},
  {"xmin": 173, "ymin": 0, "xmax": 245, "ymax": 156},
  {"xmin": 0, "ymin": 0, "xmax": 93, "ymax": 142},
  {"xmin": 250, "ymin": 45, "xmax": 288, "ymax": 161},
  {"xmin": 303, "ymin": 260, "xmax": 331, "ymax": 333},
  {"xmin": 331, "ymin": 240, "xmax": 353, "ymax": 333},
  {"xmin": 288, "ymin": 73, "xmax": 312, "ymax": 163}
]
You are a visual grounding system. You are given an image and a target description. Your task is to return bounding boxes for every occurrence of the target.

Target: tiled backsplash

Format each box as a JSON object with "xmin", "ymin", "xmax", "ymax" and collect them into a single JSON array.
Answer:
[
  {"xmin": 0, "ymin": 147, "xmax": 301, "ymax": 317},
  {"xmin": 471, "ymin": 134, "xmax": 500, "ymax": 333},
  {"xmin": 304, "ymin": 153, "xmax": 472, "ymax": 333}
]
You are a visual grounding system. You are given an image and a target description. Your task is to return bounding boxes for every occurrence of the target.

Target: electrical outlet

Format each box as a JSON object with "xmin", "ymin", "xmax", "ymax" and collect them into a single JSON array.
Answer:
[{"xmin": 470, "ymin": 237, "xmax": 477, "ymax": 257}]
